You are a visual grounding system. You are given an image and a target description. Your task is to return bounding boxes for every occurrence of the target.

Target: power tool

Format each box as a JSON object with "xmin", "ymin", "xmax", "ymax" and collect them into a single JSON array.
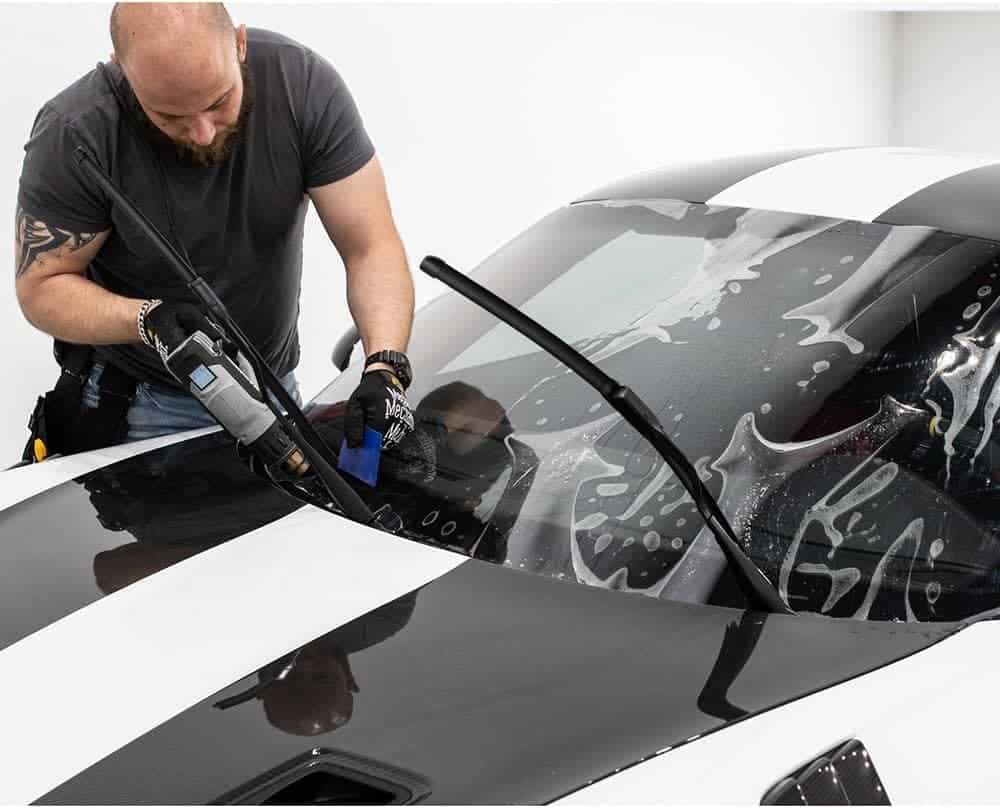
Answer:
[{"xmin": 162, "ymin": 329, "xmax": 302, "ymax": 474}]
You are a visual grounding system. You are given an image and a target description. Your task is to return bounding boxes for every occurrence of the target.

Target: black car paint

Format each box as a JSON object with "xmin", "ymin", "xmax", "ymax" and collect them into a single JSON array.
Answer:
[
  {"xmin": 39, "ymin": 559, "xmax": 953, "ymax": 805},
  {"xmin": 876, "ymin": 163, "xmax": 1000, "ymax": 242},
  {"xmin": 0, "ymin": 431, "xmax": 304, "ymax": 654}
]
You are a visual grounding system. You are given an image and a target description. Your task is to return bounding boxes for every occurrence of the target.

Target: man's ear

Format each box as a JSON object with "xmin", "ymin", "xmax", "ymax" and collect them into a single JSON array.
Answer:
[{"xmin": 235, "ymin": 23, "xmax": 247, "ymax": 63}]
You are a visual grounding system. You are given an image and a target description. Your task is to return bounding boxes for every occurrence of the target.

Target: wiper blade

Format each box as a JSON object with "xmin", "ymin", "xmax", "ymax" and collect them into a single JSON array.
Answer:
[
  {"xmin": 420, "ymin": 255, "xmax": 792, "ymax": 615},
  {"xmin": 73, "ymin": 146, "xmax": 375, "ymax": 527}
]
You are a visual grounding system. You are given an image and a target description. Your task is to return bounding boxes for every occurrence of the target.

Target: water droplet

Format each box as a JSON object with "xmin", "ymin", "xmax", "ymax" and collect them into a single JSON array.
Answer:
[
  {"xmin": 594, "ymin": 533, "xmax": 613, "ymax": 554},
  {"xmin": 777, "ymin": 332, "xmax": 786, "ymax": 339},
  {"xmin": 964, "ymin": 302, "xmax": 982, "ymax": 320},
  {"xmin": 763, "ymin": 366, "xmax": 771, "ymax": 373},
  {"xmin": 421, "ymin": 510, "xmax": 439, "ymax": 526},
  {"xmin": 588, "ymin": 402, "xmax": 602, "ymax": 413},
  {"xmin": 926, "ymin": 580, "xmax": 942, "ymax": 604},
  {"xmin": 535, "ymin": 398, "xmax": 545, "ymax": 405},
  {"xmin": 815, "ymin": 274, "xmax": 833, "ymax": 285},
  {"xmin": 623, "ymin": 537, "xmax": 635, "ymax": 548},
  {"xmin": 797, "ymin": 380, "xmax": 810, "ymax": 388},
  {"xmin": 930, "ymin": 538, "xmax": 945, "ymax": 559},
  {"xmin": 728, "ymin": 281, "xmax": 742, "ymax": 293},
  {"xmin": 657, "ymin": 494, "xmax": 665, "ymax": 502},
  {"xmin": 596, "ymin": 483, "xmax": 629, "ymax": 497},
  {"xmin": 536, "ymin": 417, "xmax": 548, "ymax": 426},
  {"xmin": 639, "ymin": 515, "xmax": 654, "ymax": 527},
  {"xmin": 813, "ymin": 360, "xmax": 830, "ymax": 374},
  {"xmin": 673, "ymin": 413, "xmax": 684, "ymax": 422},
  {"xmin": 840, "ymin": 255, "xmax": 854, "ymax": 264},
  {"xmin": 643, "ymin": 531, "xmax": 661, "ymax": 551},
  {"xmin": 707, "ymin": 317, "xmax": 721, "ymax": 331},
  {"xmin": 671, "ymin": 537, "xmax": 684, "ymax": 550},
  {"xmin": 441, "ymin": 521, "xmax": 457, "ymax": 536},
  {"xmin": 979, "ymin": 286, "xmax": 993, "ymax": 298},
  {"xmin": 576, "ymin": 512, "xmax": 608, "ymax": 531},
  {"xmin": 760, "ymin": 402, "xmax": 772, "ymax": 414},
  {"xmin": 676, "ymin": 518, "xmax": 686, "ymax": 527}
]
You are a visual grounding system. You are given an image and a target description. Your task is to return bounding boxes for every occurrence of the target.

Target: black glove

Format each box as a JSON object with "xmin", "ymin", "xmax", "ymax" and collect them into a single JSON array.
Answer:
[
  {"xmin": 381, "ymin": 427, "xmax": 437, "ymax": 485},
  {"xmin": 142, "ymin": 300, "xmax": 221, "ymax": 362},
  {"xmin": 344, "ymin": 370, "xmax": 415, "ymax": 449}
]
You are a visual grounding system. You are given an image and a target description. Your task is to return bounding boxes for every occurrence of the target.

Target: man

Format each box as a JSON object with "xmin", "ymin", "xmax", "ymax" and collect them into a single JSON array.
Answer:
[{"xmin": 15, "ymin": 3, "xmax": 415, "ymax": 454}]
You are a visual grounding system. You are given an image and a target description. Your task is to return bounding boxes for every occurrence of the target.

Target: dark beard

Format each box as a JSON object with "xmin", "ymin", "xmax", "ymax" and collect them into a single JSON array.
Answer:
[{"xmin": 129, "ymin": 62, "xmax": 255, "ymax": 167}]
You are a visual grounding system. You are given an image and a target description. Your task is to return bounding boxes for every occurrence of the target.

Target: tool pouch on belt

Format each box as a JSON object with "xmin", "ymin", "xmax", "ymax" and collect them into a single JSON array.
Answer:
[{"xmin": 22, "ymin": 340, "xmax": 136, "ymax": 463}]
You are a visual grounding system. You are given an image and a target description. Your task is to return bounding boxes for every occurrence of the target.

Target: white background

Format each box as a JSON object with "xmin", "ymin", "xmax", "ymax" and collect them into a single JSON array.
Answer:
[
  {"xmin": 0, "ymin": 2, "xmax": 979, "ymax": 464},
  {"xmin": 894, "ymin": 11, "xmax": 1000, "ymax": 149}
]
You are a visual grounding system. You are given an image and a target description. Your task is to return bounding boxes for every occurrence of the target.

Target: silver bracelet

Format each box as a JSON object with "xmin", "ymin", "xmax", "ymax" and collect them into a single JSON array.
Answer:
[{"xmin": 137, "ymin": 298, "xmax": 162, "ymax": 348}]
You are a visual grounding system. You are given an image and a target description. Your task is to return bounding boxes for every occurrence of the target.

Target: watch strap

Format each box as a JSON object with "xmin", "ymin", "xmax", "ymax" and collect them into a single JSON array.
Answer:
[{"xmin": 364, "ymin": 350, "xmax": 412, "ymax": 389}]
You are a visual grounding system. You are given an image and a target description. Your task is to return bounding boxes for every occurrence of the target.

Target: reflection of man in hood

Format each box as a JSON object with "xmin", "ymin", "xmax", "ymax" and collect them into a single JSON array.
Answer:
[
  {"xmin": 212, "ymin": 592, "xmax": 417, "ymax": 736},
  {"xmin": 87, "ymin": 438, "xmax": 418, "ymax": 737},
  {"xmin": 85, "ymin": 432, "xmax": 302, "ymax": 549},
  {"xmin": 84, "ymin": 383, "xmax": 525, "ymax": 731},
  {"xmin": 84, "ymin": 427, "xmax": 427, "ymax": 737}
]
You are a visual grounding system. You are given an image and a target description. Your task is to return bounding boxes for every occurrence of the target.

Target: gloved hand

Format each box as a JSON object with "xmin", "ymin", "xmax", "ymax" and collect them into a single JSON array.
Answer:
[
  {"xmin": 381, "ymin": 426, "xmax": 437, "ymax": 485},
  {"xmin": 344, "ymin": 370, "xmax": 415, "ymax": 449},
  {"xmin": 141, "ymin": 300, "xmax": 221, "ymax": 362}
]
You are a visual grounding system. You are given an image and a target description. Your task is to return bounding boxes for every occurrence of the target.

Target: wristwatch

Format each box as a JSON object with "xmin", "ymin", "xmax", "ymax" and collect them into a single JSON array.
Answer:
[{"xmin": 364, "ymin": 350, "xmax": 413, "ymax": 390}]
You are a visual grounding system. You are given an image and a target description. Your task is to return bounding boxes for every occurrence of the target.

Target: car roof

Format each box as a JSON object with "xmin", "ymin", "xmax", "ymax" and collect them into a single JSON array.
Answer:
[{"xmin": 574, "ymin": 146, "xmax": 1000, "ymax": 242}]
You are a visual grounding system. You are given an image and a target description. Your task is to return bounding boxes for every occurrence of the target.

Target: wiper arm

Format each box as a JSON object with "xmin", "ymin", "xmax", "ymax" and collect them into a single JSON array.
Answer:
[
  {"xmin": 74, "ymin": 146, "xmax": 375, "ymax": 527},
  {"xmin": 420, "ymin": 255, "xmax": 792, "ymax": 615}
]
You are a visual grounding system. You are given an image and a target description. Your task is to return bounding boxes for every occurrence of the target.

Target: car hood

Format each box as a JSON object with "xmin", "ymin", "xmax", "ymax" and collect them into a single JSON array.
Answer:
[{"xmin": 0, "ymin": 431, "xmax": 958, "ymax": 803}]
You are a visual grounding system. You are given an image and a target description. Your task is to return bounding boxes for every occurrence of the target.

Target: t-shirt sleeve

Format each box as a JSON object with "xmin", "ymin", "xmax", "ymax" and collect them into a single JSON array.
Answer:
[
  {"xmin": 301, "ymin": 52, "xmax": 375, "ymax": 189},
  {"xmin": 17, "ymin": 104, "xmax": 110, "ymax": 233}
]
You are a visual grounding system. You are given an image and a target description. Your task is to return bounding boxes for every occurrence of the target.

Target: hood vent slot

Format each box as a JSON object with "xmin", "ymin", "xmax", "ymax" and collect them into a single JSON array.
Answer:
[
  {"xmin": 260, "ymin": 770, "xmax": 394, "ymax": 805},
  {"xmin": 215, "ymin": 748, "xmax": 431, "ymax": 805}
]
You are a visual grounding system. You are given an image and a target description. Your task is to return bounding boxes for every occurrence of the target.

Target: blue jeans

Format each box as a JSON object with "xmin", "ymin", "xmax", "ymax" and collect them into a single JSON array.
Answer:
[{"xmin": 82, "ymin": 362, "xmax": 302, "ymax": 442}]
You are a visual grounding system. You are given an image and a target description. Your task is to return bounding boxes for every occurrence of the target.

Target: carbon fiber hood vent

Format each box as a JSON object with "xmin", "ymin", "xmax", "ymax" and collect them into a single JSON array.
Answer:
[{"xmin": 761, "ymin": 739, "xmax": 889, "ymax": 805}]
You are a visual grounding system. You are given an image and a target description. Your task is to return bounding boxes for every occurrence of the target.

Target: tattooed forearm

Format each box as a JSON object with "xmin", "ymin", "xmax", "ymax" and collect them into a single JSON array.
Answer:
[{"xmin": 15, "ymin": 206, "xmax": 98, "ymax": 279}]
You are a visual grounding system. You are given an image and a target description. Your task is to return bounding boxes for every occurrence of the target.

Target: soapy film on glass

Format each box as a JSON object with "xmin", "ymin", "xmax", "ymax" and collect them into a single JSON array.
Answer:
[{"xmin": 309, "ymin": 199, "xmax": 1000, "ymax": 621}]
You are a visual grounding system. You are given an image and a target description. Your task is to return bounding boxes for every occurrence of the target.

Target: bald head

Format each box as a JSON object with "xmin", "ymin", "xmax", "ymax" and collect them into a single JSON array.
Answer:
[
  {"xmin": 109, "ymin": 3, "xmax": 251, "ymax": 166},
  {"xmin": 110, "ymin": 3, "xmax": 234, "ymax": 64}
]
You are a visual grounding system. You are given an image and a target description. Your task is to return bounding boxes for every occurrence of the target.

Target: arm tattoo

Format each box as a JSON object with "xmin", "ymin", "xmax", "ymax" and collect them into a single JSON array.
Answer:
[{"xmin": 15, "ymin": 206, "xmax": 98, "ymax": 279}]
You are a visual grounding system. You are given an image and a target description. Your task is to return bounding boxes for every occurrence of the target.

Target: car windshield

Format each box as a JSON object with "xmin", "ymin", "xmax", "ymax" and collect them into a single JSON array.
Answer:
[{"xmin": 308, "ymin": 198, "xmax": 1000, "ymax": 622}]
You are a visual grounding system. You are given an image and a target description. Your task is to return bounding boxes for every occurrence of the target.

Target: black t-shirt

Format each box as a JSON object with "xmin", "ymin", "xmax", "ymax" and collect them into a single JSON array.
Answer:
[{"xmin": 17, "ymin": 28, "xmax": 375, "ymax": 389}]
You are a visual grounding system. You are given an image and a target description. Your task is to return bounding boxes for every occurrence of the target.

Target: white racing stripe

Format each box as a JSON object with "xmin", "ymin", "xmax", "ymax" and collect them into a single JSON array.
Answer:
[
  {"xmin": 558, "ymin": 621, "xmax": 1000, "ymax": 803},
  {"xmin": 0, "ymin": 426, "xmax": 219, "ymax": 513},
  {"xmin": 0, "ymin": 504, "xmax": 466, "ymax": 803},
  {"xmin": 707, "ymin": 147, "xmax": 1000, "ymax": 223}
]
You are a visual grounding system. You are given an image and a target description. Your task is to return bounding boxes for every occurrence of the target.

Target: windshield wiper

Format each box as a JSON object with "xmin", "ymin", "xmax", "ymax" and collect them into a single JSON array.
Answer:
[
  {"xmin": 74, "ymin": 146, "xmax": 375, "ymax": 527},
  {"xmin": 420, "ymin": 255, "xmax": 792, "ymax": 615}
]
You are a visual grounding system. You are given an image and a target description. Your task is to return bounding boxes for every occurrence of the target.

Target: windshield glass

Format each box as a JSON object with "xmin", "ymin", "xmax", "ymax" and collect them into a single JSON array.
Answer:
[{"xmin": 308, "ymin": 199, "xmax": 1000, "ymax": 622}]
